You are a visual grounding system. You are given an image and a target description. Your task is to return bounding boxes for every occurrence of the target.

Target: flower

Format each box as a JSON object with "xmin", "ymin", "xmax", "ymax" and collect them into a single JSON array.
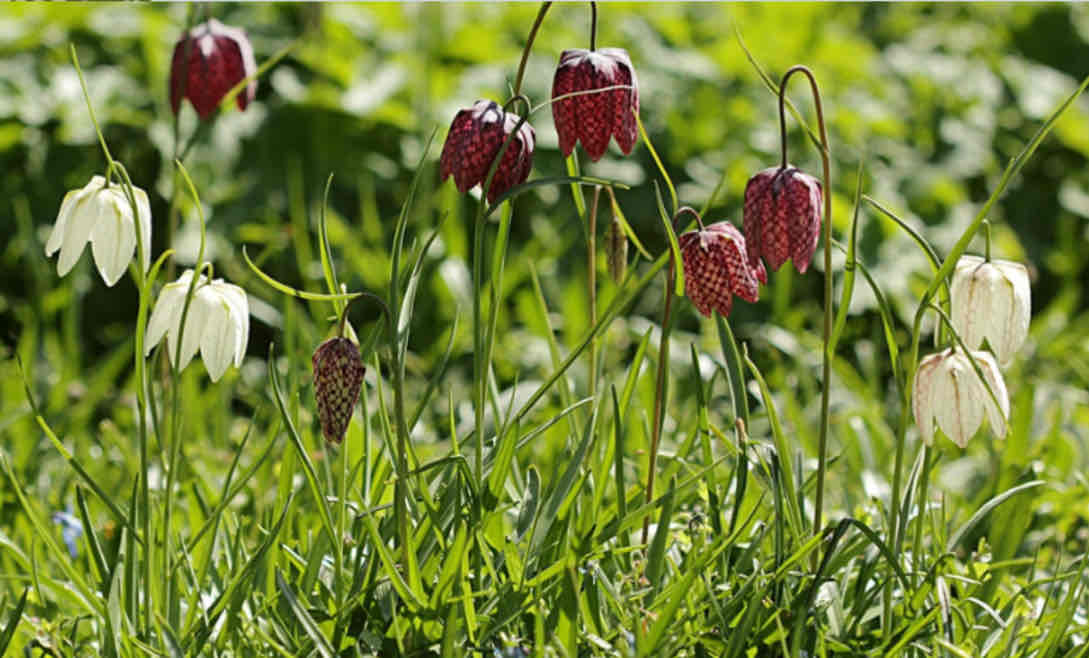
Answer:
[
  {"xmin": 312, "ymin": 336, "xmax": 365, "ymax": 444},
  {"xmin": 145, "ymin": 270, "xmax": 250, "ymax": 382},
  {"xmin": 551, "ymin": 48, "xmax": 639, "ymax": 162},
  {"xmin": 439, "ymin": 100, "xmax": 535, "ymax": 203},
  {"xmin": 679, "ymin": 221, "xmax": 763, "ymax": 318},
  {"xmin": 170, "ymin": 18, "xmax": 257, "ymax": 119},
  {"xmin": 742, "ymin": 165, "xmax": 823, "ymax": 278},
  {"xmin": 950, "ymin": 255, "xmax": 1031, "ymax": 367},
  {"xmin": 913, "ymin": 348, "xmax": 1009, "ymax": 448},
  {"xmin": 52, "ymin": 508, "xmax": 83, "ymax": 559},
  {"xmin": 45, "ymin": 175, "xmax": 152, "ymax": 287}
]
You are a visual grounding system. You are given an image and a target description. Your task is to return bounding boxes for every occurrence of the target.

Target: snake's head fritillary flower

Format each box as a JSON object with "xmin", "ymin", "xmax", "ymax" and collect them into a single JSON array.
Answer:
[
  {"xmin": 742, "ymin": 165, "xmax": 822, "ymax": 277},
  {"xmin": 312, "ymin": 336, "xmax": 365, "ymax": 444},
  {"xmin": 170, "ymin": 18, "xmax": 257, "ymax": 120},
  {"xmin": 913, "ymin": 348, "xmax": 1009, "ymax": 448},
  {"xmin": 145, "ymin": 270, "xmax": 250, "ymax": 382},
  {"xmin": 439, "ymin": 100, "xmax": 535, "ymax": 203},
  {"xmin": 679, "ymin": 221, "xmax": 763, "ymax": 318},
  {"xmin": 950, "ymin": 255, "xmax": 1031, "ymax": 367},
  {"xmin": 551, "ymin": 48, "xmax": 639, "ymax": 162},
  {"xmin": 45, "ymin": 175, "xmax": 152, "ymax": 287}
]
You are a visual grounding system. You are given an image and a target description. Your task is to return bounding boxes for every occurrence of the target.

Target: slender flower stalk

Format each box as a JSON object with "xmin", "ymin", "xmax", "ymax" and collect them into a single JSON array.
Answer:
[
  {"xmin": 772, "ymin": 65, "xmax": 833, "ymax": 543},
  {"xmin": 587, "ymin": 186, "xmax": 600, "ymax": 399},
  {"xmin": 70, "ymin": 45, "xmax": 157, "ymax": 634}
]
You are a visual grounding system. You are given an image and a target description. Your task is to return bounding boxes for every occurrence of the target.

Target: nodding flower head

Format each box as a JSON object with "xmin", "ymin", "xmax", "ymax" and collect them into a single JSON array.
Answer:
[
  {"xmin": 312, "ymin": 336, "xmax": 365, "ymax": 444},
  {"xmin": 742, "ymin": 165, "xmax": 822, "ymax": 277},
  {"xmin": 170, "ymin": 18, "xmax": 257, "ymax": 119},
  {"xmin": 913, "ymin": 348, "xmax": 1009, "ymax": 448},
  {"xmin": 679, "ymin": 221, "xmax": 763, "ymax": 318},
  {"xmin": 551, "ymin": 48, "xmax": 639, "ymax": 162},
  {"xmin": 950, "ymin": 255, "xmax": 1031, "ymax": 368},
  {"xmin": 45, "ymin": 175, "xmax": 152, "ymax": 287},
  {"xmin": 439, "ymin": 100, "xmax": 535, "ymax": 203}
]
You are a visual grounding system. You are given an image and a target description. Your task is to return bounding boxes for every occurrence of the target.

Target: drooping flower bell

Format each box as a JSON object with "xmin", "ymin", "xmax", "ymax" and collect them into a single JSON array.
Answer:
[
  {"xmin": 551, "ymin": 48, "xmax": 639, "ymax": 162},
  {"xmin": 170, "ymin": 18, "xmax": 257, "ymax": 120},
  {"xmin": 679, "ymin": 221, "xmax": 763, "ymax": 318},
  {"xmin": 439, "ymin": 100, "xmax": 535, "ymax": 203},
  {"xmin": 913, "ymin": 348, "xmax": 1009, "ymax": 448},
  {"xmin": 950, "ymin": 255, "xmax": 1031, "ymax": 367},
  {"xmin": 742, "ymin": 166, "xmax": 823, "ymax": 279},
  {"xmin": 145, "ymin": 269, "xmax": 250, "ymax": 382},
  {"xmin": 312, "ymin": 336, "xmax": 365, "ymax": 444},
  {"xmin": 45, "ymin": 175, "xmax": 152, "ymax": 287}
]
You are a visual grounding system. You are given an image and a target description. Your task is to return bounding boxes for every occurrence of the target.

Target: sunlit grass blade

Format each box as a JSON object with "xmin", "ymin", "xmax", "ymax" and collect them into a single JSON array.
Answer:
[{"xmin": 275, "ymin": 570, "xmax": 335, "ymax": 658}]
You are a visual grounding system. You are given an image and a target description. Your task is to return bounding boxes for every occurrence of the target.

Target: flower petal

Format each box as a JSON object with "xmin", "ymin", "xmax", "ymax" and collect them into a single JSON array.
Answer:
[
  {"xmin": 972, "ymin": 350, "xmax": 1009, "ymax": 439},
  {"xmin": 937, "ymin": 353, "xmax": 984, "ymax": 448},
  {"xmin": 913, "ymin": 351, "xmax": 947, "ymax": 445},
  {"xmin": 55, "ymin": 187, "xmax": 100, "ymax": 278},
  {"xmin": 199, "ymin": 291, "xmax": 237, "ymax": 382},
  {"xmin": 133, "ymin": 185, "xmax": 153, "ymax": 273},
  {"xmin": 90, "ymin": 189, "xmax": 136, "ymax": 287}
]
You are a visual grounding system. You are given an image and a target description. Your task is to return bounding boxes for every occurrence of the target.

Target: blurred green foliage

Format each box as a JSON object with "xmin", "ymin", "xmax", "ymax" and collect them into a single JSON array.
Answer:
[{"xmin": 3, "ymin": 3, "xmax": 1089, "ymax": 654}]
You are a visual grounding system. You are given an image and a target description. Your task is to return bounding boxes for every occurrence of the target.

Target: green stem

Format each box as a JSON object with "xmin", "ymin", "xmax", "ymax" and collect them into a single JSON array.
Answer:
[
  {"xmin": 587, "ymin": 186, "xmax": 600, "ymax": 400},
  {"xmin": 912, "ymin": 446, "xmax": 933, "ymax": 588},
  {"xmin": 777, "ymin": 65, "xmax": 833, "ymax": 546},
  {"xmin": 642, "ymin": 266, "xmax": 674, "ymax": 546},
  {"xmin": 512, "ymin": 2, "xmax": 552, "ymax": 98}
]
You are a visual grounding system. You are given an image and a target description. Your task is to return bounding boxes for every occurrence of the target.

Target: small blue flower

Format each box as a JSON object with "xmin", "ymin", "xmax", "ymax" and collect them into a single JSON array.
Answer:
[{"xmin": 52, "ymin": 508, "xmax": 83, "ymax": 559}]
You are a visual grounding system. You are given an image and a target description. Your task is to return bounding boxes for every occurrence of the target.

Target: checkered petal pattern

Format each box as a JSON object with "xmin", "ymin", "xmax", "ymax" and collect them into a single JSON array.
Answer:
[
  {"xmin": 742, "ymin": 165, "xmax": 823, "ymax": 275},
  {"xmin": 552, "ymin": 48, "xmax": 639, "ymax": 162},
  {"xmin": 312, "ymin": 337, "xmax": 365, "ymax": 444},
  {"xmin": 439, "ymin": 100, "xmax": 535, "ymax": 203},
  {"xmin": 679, "ymin": 221, "xmax": 762, "ymax": 318},
  {"xmin": 170, "ymin": 19, "xmax": 257, "ymax": 119}
]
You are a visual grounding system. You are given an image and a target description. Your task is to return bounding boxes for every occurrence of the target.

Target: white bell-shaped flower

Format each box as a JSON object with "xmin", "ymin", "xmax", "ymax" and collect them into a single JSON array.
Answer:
[
  {"xmin": 950, "ymin": 255, "xmax": 1030, "ymax": 367},
  {"xmin": 145, "ymin": 269, "xmax": 250, "ymax": 382},
  {"xmin": 45, "ymin": 175, "xmax": 152, "ymax": 287},
  {"xmin": 913, "ymin": 348, "xmax": 1009, "ymax": 448}
]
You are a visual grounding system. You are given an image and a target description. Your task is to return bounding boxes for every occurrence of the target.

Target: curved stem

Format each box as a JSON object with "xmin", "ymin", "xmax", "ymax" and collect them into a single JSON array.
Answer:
[
  {"xmin": 642, "ymin": 264, "xmax": 674, "ymax": 545},
  {"xmin": 502, "ymin": 93, "xmax": 532, "ymax": 118},
  {"xmin": 589, "ymin": 2, "xmax": 597, "ymax": 51},
  {"xmin": 512, "ymin": 2, "xmax": 552, "ymax": 99},
  {"xmin": 778, "ymin": 65, "xmax": 833, "ymax": 544},
  {"xmin": 672, "ymin": 205, "xmax": 705, "ymax": 233}
]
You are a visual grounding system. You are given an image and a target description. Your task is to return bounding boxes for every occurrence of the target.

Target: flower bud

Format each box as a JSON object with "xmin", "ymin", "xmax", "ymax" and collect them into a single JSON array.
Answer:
[
  {"xmin": 606, "ymin": 216, "xmax": 627, "ymax": 284},
  {"xmin": 312, "ymin": 336, "xmax": 365, "ymax": 444},
  {"xmin": 439, "ymin": 100, "xmax": 535, "ymax": 203},
  {"xmin": 679, "ymin": 221, "xmax": 763, "ymax": 318},
  {"xmin": 551, "ymin": 48, "xmax": 639, "ymax": 162},
  {"xmin": 170, "ymin": 18, "xmax": 257, "ymax": 119},
  {"xmin": 913, "ymin": 348, "xmax": 1009, "ymax": 448},
  {"xmin": 742, "ymin": 165, "xmax": 822, "ymax": 276},
  {"xmin": 950, "ymin": 255, "xmax": 1030, "ymax": 367}
]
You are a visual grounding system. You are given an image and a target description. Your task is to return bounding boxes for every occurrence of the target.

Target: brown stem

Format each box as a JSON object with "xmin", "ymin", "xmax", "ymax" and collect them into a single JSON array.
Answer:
[{"xmin": 589, "ymin": 2, "xmax": 597, "ymax": 51}]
